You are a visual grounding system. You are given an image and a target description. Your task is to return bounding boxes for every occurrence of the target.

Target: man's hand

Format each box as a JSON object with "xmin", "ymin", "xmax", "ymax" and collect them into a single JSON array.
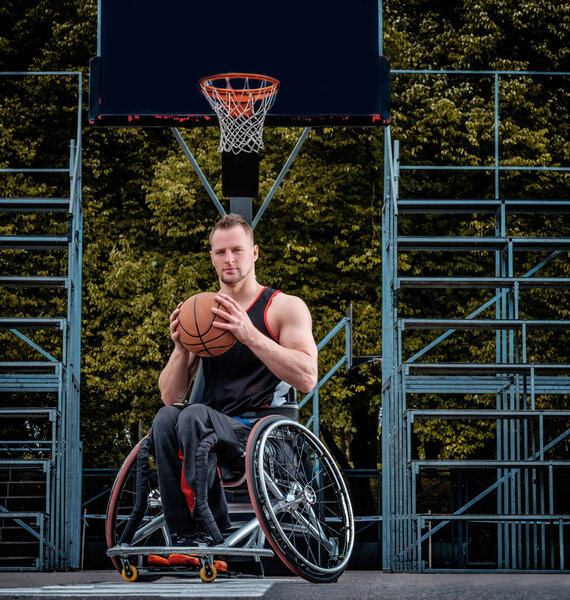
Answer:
[
  {"xmin": 211, "ymin": 293, "xmax": 259, "ymax": 346},
  {"xmin": 169, "ymin": 301, "xmax": 189, "ymax": 353},
  {"xmin": 211, "ymin": 291, "xmax": 318, "ymax": 393}
]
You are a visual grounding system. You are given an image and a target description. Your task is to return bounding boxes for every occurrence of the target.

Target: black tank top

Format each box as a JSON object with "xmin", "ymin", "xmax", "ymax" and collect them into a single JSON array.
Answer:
[{"xmin": 199, "ymin": 287, "xmax": 291, "ymax": 416}]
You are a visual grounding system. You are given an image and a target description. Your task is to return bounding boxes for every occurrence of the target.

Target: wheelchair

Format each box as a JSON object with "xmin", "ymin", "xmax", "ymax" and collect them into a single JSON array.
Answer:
[{"xmin": 105, "ymin": 370, "xmax": 355, "ymax": 584}]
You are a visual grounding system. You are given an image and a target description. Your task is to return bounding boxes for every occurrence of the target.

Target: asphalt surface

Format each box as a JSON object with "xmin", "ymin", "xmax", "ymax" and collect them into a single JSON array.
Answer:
[{"xmin": 0, "ymin": 570, "xmax": 569, "ymax": 600}]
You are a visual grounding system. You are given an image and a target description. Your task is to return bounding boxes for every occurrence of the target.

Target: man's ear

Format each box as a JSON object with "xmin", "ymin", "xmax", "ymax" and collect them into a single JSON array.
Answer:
[
  {"xmin": 209, "ymin": 250, "xmax": 215, "ymax": 265},
  {"xmin": 253, "ymin": 244, "xmax": 259, "ymax": 262}
]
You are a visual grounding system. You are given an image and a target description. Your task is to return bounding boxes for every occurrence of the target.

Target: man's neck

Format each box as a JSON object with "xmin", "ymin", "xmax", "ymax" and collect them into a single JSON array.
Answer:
[{"xmin": 220, "ymin": 277, "xmax": 264, "ymax": 309}]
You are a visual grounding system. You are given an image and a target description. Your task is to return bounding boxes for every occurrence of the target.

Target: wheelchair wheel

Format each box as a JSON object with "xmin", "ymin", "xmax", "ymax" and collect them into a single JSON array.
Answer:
[
  {"xmin": 106, "ymin": 435, "xmax": 168, "ymax": 577},
  {"xmin": 246, "ymin": 416, "xmax": 354, "ymax": 583}
]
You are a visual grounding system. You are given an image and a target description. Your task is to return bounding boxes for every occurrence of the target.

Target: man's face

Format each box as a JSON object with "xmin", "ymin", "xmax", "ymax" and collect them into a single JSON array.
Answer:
[{"xmin": 210, "ymin": 225, "xmax": 258, "ymax": 285}]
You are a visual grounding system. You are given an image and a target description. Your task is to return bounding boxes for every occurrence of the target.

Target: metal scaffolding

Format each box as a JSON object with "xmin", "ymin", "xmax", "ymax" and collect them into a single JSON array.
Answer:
[
  {"xmin": 0, "ymin": 72, "xmax": 83, "ymax": 570},
  {"xmin": 382, "ymin": 71, "xmax": 570, "ymax": 572}
]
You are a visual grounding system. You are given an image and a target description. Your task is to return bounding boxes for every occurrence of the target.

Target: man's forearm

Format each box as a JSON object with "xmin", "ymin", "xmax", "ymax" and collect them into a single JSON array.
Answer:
[
  {"xmin": 247, "ymin": 329, "xmax": 317, "ymax": 393},
  {"xmin": 159, "ymin": 349, "xmax": 196, "ymax": 405}
]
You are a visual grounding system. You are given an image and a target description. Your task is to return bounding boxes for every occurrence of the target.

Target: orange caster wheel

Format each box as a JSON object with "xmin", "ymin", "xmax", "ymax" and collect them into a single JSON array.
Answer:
[
  {"xmin": 199, "ymin": 564, "xmax": 217, "ymax": 583},
  {"xmin": 121, "ymin": 565, "xmax": 138, "ymax": 582}
]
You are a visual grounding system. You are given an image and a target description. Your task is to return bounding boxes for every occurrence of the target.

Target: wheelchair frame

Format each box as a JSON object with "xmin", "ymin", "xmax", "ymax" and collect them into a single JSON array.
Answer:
[{"xmin": 106, "ymin": 408, "xmax": 355, "ymax": 583}]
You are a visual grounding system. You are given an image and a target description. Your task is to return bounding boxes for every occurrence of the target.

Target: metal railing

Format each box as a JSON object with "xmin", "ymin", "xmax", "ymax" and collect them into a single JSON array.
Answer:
[
  {"xmin": 0, "ymin": 71, "xmax": 83, "ymax": 570},
  {"xmin": 382, "ymin": 70, "xmax": 570, "ymax": 572}
]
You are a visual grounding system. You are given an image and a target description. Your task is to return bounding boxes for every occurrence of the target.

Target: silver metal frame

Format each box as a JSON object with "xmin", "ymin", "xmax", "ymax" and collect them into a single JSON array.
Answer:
[
  {"xmin": 107, "ymin": 417, "xmax": 354, "ymax": 581},
  {"xmin": 0, "ymin": 72, "xmax": 83, "ymax": 570},
  {"xmin": 382, "ymin": 70, "xmax": 570, "ymax": 572}
]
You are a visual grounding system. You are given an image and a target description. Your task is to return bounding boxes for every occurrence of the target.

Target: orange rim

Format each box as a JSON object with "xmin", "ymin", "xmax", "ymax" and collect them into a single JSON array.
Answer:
[{"xmin": 199, "ymin": 73, "xmax": 279, "ymax": 103}]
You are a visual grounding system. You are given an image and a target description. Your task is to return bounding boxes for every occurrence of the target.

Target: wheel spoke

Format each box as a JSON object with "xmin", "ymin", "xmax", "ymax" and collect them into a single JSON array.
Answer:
[{"xmin": 248, "ymin": 417, "xmax": 354, "ymax": 580}]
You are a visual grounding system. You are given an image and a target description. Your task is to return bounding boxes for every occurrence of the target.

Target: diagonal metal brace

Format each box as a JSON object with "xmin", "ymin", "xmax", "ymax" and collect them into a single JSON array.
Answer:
[{"xmin": 171, "ymin": 128, "xmax": 226, "ymax": 217}]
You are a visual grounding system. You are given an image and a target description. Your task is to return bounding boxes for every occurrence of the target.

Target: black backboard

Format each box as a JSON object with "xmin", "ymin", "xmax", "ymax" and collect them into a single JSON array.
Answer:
[{"xmin": 89, "ymin": 0, "xmax": 390, "ymax": 127}]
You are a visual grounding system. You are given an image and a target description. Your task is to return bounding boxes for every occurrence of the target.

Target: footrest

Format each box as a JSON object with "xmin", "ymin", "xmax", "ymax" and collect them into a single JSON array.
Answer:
[
  {"xmin": 108, "ymin": 544, "xmax": 274, "ymax": 559},
  {"xmin": 163, "ymin": 553, "xmax": 227, "ymax": 571}
]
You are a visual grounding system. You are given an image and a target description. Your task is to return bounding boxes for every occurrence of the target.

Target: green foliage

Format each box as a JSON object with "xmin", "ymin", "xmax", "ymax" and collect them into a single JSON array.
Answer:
[
  {"xmin": 383, "ymin": 0, "xmax": 570, "ymax": 463},
  {"xmin": 1, "ymin": 0, "xmax": 568, "ymax": 480}
]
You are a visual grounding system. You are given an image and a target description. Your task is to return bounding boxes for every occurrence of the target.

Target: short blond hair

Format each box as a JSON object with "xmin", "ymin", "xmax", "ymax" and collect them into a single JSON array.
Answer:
[{"xmin": 209, "ymin": 213, "xmax": 254, "ymax": 245}]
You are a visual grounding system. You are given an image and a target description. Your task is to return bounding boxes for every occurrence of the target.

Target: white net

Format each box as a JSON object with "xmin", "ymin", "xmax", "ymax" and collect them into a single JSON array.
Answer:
[{"xmin": 200, "ymin": 74, "xmax": 279, "ymax": 154}]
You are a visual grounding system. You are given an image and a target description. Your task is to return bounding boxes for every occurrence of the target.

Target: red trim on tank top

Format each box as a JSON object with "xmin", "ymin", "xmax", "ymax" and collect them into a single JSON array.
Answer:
[
  {"xmin": 246, "ymin": 286, "xmax": 267, "ymax": 312},
  {"xmin": 264, "ymin": 290, "xmax": 282, "ymax": 342}
]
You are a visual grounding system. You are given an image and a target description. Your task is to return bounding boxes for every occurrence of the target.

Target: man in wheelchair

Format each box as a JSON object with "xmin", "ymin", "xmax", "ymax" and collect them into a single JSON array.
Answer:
[{"xmin": 152, "ymin": 212, "xmax": 318, "ymax": 550}]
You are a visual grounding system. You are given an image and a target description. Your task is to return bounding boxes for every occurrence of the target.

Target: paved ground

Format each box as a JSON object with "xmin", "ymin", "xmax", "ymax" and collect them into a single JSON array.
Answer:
[{"xmin": 0, "ymin": 570, "xmax": 569, "ymax": 600}]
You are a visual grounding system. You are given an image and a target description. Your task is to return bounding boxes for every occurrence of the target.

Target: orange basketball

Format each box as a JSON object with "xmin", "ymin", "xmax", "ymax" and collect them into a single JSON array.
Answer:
[{"xmin": 177, "ymin": 292, "xmax": 236, "ymax": 357}]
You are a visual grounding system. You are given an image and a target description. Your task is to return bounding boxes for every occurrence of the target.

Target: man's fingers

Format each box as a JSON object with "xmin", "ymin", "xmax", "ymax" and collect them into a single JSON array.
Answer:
[
  {"xmin": 215, "ymin": 293, "xmax": 240, "ymax": 310},
  {"xmin": 211, "ymin": 307, "xmax": 232, "ymax": 323}
]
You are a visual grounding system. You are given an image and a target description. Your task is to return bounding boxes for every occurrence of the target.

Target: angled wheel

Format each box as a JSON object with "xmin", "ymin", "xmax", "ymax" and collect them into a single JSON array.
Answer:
[
  {"xmin": 199, "ymin": 564, "xmax": 218, "ymax": 583},
  {"xmin": 106, "ymin": 435, "xmax": 168, "ymax": 578},
  {"xmin": 246, "ymin": 416, "xmax": 354, "ymax": 583},
  {"xmin": 121, "ymin": 565, "xmax": 139, "ymax": 582}
]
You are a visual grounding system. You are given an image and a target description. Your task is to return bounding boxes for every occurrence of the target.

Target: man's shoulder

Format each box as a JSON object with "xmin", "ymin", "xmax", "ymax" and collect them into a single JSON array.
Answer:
[
  {"xmin": 264, "ymin": 288, "xmax": 316, "ymax": 350},
  {"xmin": 269, "ymin": 291, "xmax": 311, "ymax": 318},
  {"xmin": 270, "ymin": 290, "xmax": 305, "ymax": 306}
]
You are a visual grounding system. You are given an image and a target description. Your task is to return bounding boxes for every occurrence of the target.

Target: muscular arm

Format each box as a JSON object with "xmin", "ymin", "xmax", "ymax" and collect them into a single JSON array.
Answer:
[
  {"xmin": 212, "ymin": 292, "xmax": 318, "ymax": 393},
  {"xmin": 158, "ymin": 302, "xmax": 199, "ymax": 405}
]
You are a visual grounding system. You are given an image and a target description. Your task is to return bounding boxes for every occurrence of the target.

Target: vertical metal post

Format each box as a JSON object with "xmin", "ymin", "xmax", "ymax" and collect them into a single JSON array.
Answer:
[
  {"xmin": 553, "ymin": 519, "xmax": 565, "ymax": 573},
  {"xmin": 67, "ymin": 77, "xmax": 83, "ymax": 568},
  {"xmin": 495, "ymin": 204, "xmax": 503, "ymax": 567},
  {"xmin": 494, "ymin": 72, "xmax": 500, "ymax": 201},
  {"xmin": 378, "ymin": 0, "xmax": 383, "ymax": 57},
  {"xmin": 97, "ymin": 0, "xmax": 102, "ymax": 55},
  {"xmin": 313, "ymin": 386, "xmax": 319, "ymax": 439},
  {"xmin": 549, "ymin": 465, "xmax": 555, "ymax": 569},
  {"xmin": 39, "ymin": 516, "xmax": 45, "ymax": 571},
  {"xmin": 230, "ymin": 197, "xmax": 253, "ymax": 224},
  {"xmin": 416, "ymin": 516, "xmax": 422, "ymax": 570},
  {"xmin": 540, "ymin": 467, "xmax": 546, "ymax": 566},
  {"xmin": 381, "ymin": 127, "xmax": 395, "ymax": 570}
]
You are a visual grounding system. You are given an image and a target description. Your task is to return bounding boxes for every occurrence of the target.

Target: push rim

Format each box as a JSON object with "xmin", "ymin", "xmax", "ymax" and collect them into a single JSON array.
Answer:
[{"xmin": 246, "ymin": 417, "xmax": 354, "ymax": 582}]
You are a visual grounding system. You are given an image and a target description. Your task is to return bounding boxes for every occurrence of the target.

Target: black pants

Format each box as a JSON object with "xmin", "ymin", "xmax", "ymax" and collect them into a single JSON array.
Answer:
[{"xmin": 151, "ymin": 403, "xmax": 251, "ymax": 537}]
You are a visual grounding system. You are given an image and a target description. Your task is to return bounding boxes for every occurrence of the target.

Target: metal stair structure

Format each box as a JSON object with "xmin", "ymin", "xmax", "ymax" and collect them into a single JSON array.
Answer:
[
  {"xmin": 381, "ymin": 74, "xmax": 570, "ymax": 573},
  {"xmin": 381, "ymin": 70, "xmax": 570, "ymax": 572},
  {"xmin": 0, "ymin": 72, "xmax": 83, "ymax": 570}
]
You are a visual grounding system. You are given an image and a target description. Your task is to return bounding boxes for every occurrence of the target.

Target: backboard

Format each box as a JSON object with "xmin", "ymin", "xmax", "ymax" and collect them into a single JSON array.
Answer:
[{"xmin": 89, "ymin": 0, "xmax": 390, "ymax": 127}]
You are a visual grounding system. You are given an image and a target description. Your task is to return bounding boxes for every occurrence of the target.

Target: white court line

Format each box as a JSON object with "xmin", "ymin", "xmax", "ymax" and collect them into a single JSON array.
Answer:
[{"xmin": 0, "ymin": 579, "xmax": 276, "ymax": 598}]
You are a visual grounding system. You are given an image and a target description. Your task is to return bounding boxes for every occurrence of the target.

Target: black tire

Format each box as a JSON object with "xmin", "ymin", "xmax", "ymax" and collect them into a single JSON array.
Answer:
[
  {"xmin": 106, "ymin": 435, "xmax": 167, "ymax": 578},
  {"xmin": 246, "ymin": 416, "xmax": 354, "ymax": 583}
]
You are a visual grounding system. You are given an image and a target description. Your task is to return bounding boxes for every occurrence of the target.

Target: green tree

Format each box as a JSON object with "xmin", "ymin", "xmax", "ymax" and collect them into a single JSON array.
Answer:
[
  {"xmin": 383, "ymin": 0, "xmax": 570, "ymax": 462},
  {"xmin": 1, "ymin": 1, "xmax": 568, "ymax": 519}
]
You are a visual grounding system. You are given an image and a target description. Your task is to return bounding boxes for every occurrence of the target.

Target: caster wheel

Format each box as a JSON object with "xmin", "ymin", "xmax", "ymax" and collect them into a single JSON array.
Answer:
[
  {"xmin": 199, "ymin": 565, "xmax": 217, "ymax": 583},
  {"xmin": 121, "ymin": 565, "xmax": 139, "ymax": 582}
]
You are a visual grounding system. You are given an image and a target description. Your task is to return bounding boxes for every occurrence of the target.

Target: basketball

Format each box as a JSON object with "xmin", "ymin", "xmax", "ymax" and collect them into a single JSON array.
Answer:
[{"xmin": 177, "ymin": 292, "xmax": 236, "ymax": 357}]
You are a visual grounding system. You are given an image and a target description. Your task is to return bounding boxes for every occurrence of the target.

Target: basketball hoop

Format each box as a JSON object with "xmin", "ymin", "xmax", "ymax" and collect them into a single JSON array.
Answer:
[{"xmin": 199, "ymin": 73, "xmax": 279, "ymax": 154}]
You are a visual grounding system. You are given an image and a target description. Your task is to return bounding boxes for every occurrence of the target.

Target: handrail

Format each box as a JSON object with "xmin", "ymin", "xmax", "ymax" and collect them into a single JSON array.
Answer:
[{"xmin": 300, "ymin": 308, "xmax": 352, "ymax": 437}]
